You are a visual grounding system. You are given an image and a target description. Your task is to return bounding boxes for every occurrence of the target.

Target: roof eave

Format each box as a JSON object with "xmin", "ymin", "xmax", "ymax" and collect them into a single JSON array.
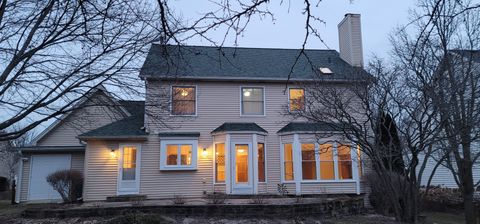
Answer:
[
  {"xmin": 78, "ymin": 135, "xmax": 148, "ymax": 141},
  {"xmin": 139, "ymin": 75, "xmax": 370, "ymax": 84}
]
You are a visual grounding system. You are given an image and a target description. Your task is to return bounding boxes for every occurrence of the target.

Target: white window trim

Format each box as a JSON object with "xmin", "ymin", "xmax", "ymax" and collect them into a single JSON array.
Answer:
[
  {"xmin": 170, "ymin": 85, "xmax": 198, "ymax": 117},
  {"xmin": 239, "ymin": 86, "xmax": 266, "ymax": 116},
  {"xmin": 160, "ymin": 139, "xmax": 198, "ymax": 170},
  {"xmin": 287, "ymin": 87, "xmax": 305, "ymax": 112}
]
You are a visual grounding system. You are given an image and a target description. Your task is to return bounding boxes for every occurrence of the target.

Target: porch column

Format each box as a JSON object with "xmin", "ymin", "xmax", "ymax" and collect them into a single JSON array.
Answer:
[
  {"xmin": 293, "ymin": 134, "xmax": 302, "ymax": 195},
  {"xmin": 225, "ymin": 134, "xmax": 231, "ymax": 194},
  {"xmin": 252, "ymin": 134, "xmax": 258, "ymax": 194}
]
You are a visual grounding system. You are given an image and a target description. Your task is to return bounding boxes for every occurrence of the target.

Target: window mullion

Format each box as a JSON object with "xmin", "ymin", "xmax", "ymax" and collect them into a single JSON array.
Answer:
[
  {"xmin": 177, "ymin": 144, "xmax": 181, "ymax": 166},
  {"xmin": 333, "ymin": 143, "xmax": 339, "ymax": 180},
  {"xmin": 316, "ymin": 143, "xmax": 320, "ymax": 180}
]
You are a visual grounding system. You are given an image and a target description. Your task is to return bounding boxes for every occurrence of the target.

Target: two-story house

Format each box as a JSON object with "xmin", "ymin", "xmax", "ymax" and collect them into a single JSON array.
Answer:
[{"xmin": 16, "ymin": 14, "xmax": 370, "ymax": 203}]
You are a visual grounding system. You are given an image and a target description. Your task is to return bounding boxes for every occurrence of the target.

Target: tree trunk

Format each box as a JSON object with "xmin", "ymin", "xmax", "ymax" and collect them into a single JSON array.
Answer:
[{"xmin": 461, "ymin": 161, "xmax": 477, "ymax": 224}]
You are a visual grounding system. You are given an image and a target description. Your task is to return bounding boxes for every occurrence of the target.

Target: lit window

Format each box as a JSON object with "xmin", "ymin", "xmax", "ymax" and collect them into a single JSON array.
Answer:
[
  {"xmin": 242, "ymin": 87, "xmax": 264, "ymax": 115},
  {"xmin": 289, "ymin": 88, "xmax": 305, "ymax": 111},
  {"xmin": 301, "ymin": 143, "xmax": 316, "ymax": 180},
  {"xmin": 338, "ymin": 144, "xmax": 353, "ymax": 179},
  {"xmin": 172, "ymin": 86, "xmax": 196, "ymax": 115},
  {"xmin": 122, "ymin": 146, "xmax": 137, "ymax": 180},
  {"xmin": 215, "ymin": 143, "xmax": 225, "ymax": 183},
  {"xmin": 319, "ymin": 144, "xmax": 334, "ymax": 180},
  {"xmin": 258, "ymin": 143, "xmax": 266, "ymax": 182},
  {"xmin": 160, "ymin": 140, "xmax": 198, "ymax": 170},
  {"xmin": 283, "ymin": 143, "xmax": 294, "ymax": 181}
]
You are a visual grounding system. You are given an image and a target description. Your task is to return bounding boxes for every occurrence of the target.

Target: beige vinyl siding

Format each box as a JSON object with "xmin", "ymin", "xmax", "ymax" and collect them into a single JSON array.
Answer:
[
  {"xmin": 37, "ymin": 92, "xmax": 126, "ymax": 146},
  {"xmin": 83, "ymin": 141, "xmax": 119, "ymax": 201},
  {"xmin": 83, "ymin": 80, "xmax": 368, "ymax": 200},
  {"xmin": 140, "ymin": 135, "xmax": 213, "ymax": 199},
  {"xmin": 301, "ymin": 182, "xmax": 357, "ymax": 194}
]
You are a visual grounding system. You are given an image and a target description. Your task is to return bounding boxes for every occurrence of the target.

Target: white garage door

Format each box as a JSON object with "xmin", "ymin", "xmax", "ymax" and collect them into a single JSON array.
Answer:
[{"xmin": 28, "ymin": 154, "xmax": 71, "ymax": 201}]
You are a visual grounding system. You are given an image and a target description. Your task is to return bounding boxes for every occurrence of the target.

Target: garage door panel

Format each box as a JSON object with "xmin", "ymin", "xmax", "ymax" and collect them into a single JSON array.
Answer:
[{"xmin": 29, "ymin": 155, "xmax": 71, "ymax": 201}]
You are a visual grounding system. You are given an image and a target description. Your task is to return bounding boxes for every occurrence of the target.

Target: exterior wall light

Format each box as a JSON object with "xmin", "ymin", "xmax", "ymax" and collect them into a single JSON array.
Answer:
[
  {"xmin": 110, "ymin": 149, "xmax": 117, "ymax": 158},
  {"xmin": 202, "ymin": 148, "xmax": 208, "ymax": 157}
]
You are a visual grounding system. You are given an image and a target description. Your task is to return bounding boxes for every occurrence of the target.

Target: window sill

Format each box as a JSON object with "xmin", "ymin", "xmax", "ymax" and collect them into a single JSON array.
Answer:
[
  {"xmin": 160, "ymin": 166, "xmax": 197, "ymax": 171},
  {"xmin": 169, "ymin": 114, "xmax": 198, "ymax": 117}
]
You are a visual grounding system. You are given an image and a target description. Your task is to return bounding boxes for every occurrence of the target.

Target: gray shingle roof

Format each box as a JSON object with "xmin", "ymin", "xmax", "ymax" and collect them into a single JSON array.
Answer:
[
  {"xmin": 277, "ymin": 122, "xmax": 346, "ymax": 133},
  {"xmin": 140, "ymin": 45, "xmax": 370, "ymax": 81},
  {"xmin": 211, "ymin": 123, "xmax": 267, "ymax": 134},
  {"xmin": 159, "ymin": 132, "xmax": 200, "ymax": 137},
  {"xmin": 19, "ymin": 146, "xmax": 85, "ymax": 154},
  {"xmin": 78, "ymin": 101, "xmax": 147, "ymax": 139},
  {"xmin": 451, "ymin": 50, "xmax": 480, "ymax": 63}
]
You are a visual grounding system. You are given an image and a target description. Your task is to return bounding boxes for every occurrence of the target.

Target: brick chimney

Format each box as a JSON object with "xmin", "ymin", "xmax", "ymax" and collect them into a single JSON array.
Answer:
[{"xmin": 338, "ymin": 13, "xmax": 364, "ymax": 67}]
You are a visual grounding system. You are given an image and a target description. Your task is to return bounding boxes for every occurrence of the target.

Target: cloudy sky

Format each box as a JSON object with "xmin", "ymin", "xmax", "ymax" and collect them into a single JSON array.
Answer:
[{"xmin": 171, "ymin": 0, "xmax": 418, "ymax": 62}]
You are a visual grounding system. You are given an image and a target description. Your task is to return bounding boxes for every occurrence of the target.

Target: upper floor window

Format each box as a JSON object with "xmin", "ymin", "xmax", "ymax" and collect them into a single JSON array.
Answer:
[
  {"xmin": 241, "ymin": 87, "xmax": 264, "ymax": 115},
  {"xmin": 172, "ymin": 86, "xmax": 196, "ymax": 115},
  {"xmin": 289, "ymin": 88, "xmax": 305, "ymax": 111}
]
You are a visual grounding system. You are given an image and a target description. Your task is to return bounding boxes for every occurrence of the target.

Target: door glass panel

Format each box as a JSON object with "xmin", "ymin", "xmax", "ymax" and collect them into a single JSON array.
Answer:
[
  {"xmin": 235, "ymin": 144, "xmax": 249, "ymax": 184},
  {"xmin": 122, "ymin": 147, "xmax": 137, "ymax": 180}
]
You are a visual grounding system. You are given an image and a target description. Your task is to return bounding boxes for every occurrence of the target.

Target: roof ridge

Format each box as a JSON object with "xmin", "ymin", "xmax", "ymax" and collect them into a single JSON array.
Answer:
[{"xmin": 153, "ymin": 43, "xmax": 336, "ymax": 52}]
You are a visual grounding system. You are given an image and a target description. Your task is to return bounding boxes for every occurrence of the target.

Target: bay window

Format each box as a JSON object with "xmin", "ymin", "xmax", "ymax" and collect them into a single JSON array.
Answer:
[
  {"xmin": 258, "ymin": 143, "xmax": 266, "ymax": 182},
  {"xmin": 241, "ymin": 87, "xmax": 264, "ymax": 115},
  {"xmin": 215, "ymin": 143, "xmax": 225, "ymax": 182},
  {"xmin": 283, "ymin": 143, "xmax": 294, "ymax": 181}
]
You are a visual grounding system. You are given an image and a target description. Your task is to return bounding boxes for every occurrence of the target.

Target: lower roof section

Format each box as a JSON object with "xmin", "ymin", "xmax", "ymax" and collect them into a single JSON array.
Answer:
[
  {"xmin": 19, "ymin": 146, "xmax": 85, "ymax": 154},
  {"xmin": 277, "ymin": 122, "xmax": 345, "ymax": 134},
  {"xmin": 211, "ymin": 122, "xmax": 268, "ymax": 134}
]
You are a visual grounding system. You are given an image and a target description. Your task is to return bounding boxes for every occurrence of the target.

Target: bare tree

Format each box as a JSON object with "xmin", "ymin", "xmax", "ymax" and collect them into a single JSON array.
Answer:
[
  {"xmin": 287, "ymin": 58, "xmax": 444, "ymax": 222},
  {"xmin": 0, "ymin": 0, "xmax": 162, "ymax": 141},
  {"xmin": 393, "ymin": 0, "xmax": 480, "ymax": 223},
  {"xmin": 0, "ymin": 129, "xmax": 34, "ymax": 184}
]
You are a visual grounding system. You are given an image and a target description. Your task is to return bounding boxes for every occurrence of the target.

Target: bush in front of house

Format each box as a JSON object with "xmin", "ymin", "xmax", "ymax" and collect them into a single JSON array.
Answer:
[
  {"xmin": 0, "ymin": 176, "xmax": 8, "ymax": 192},
  {"xmin": 46, "ymin": 169, "xmax": 83, "ymax": 203},
  {"xmin": 420, "ymin": 186, "xmax": 464, "ymax": 211}
]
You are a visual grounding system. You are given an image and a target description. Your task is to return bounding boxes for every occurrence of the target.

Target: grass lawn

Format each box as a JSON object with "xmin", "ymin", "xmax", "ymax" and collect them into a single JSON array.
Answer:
[
  {"xmin": 424, "ymin": 211, "xmax": 465, "ymax": 224},
  {"xmin": 0, "ymin": 200, "xmax": 25, "ymax": 221}
]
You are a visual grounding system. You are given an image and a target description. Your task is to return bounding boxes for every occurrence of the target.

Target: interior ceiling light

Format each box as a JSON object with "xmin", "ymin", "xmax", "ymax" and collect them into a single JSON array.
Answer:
[{"xmin": 244, "ymin": 91, "xmax": 251, "ymax": 97}]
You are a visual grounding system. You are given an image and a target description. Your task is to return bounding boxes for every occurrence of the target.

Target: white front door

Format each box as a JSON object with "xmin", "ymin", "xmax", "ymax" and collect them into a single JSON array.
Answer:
[
  {"xmin": 29, "ymin": 154, "xmax": 71, "ymax": 201},
  {"xmin": 231, "ymin": 143, "xmax": 254, "ymax": 194},
  {"xmin": 117, "ymin": 144, "xmax": 141, "ymax": 195}
]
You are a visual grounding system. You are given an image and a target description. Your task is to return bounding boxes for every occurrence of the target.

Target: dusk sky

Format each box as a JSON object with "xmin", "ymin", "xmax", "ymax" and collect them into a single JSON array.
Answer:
[{"xmin": 172, "ymin": 0, "xmax": 418, "ymax": 62}]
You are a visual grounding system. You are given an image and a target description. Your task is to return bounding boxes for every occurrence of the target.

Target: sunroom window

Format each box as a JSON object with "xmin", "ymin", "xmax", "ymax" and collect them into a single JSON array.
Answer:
[
  {"xmin": 319, "ymin": 144, "xmax": 335, "ymax": 180},
  {"xmin": 338, "ymin": 144, "xmax": 353, "ymax": 179},
  {"xmin": 160, "ymin": 140, "xmax": 198, "ymax": 170},
  {"xmin": 301, "ymin": 143, "xmax": 316, "ymax": 180}
]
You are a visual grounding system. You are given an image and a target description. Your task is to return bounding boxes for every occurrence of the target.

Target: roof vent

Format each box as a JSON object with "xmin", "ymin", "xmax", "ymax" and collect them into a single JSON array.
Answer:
[{"xmin": 319, "ymin": 67, "xmax": 333, "ymax": 75}]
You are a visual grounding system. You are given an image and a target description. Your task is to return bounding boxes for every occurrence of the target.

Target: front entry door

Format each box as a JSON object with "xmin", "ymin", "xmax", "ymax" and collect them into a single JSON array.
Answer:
[
  {"xmin": 118, "ymin": 144, "xmax": 141, "ymax": 195},
  {"xmin": 231, "ymin": 143, "xmax": 254, "ymax": 194}
]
